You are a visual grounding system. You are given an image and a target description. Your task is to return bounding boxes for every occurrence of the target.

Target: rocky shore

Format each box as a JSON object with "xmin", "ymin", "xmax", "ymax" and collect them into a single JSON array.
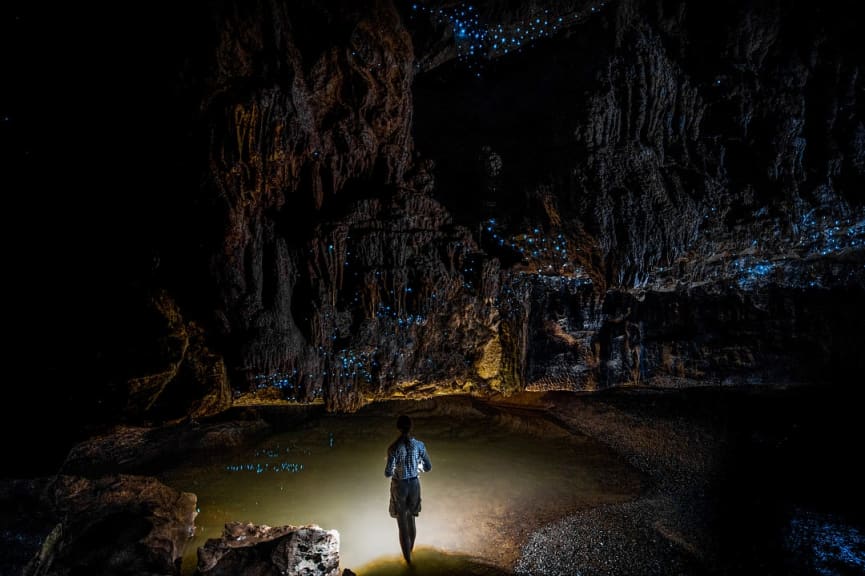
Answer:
[
  {"xmin": 2, "ymin": 385, "xmax": 863, "ymax": 575},
  {"xmin": 505, "ymin": 385, "xmax": 865, "ymax": 575}
]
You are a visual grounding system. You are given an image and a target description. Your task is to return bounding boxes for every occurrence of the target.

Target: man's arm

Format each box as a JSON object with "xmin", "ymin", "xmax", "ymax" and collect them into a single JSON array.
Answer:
[
  {"xmin": 420, "ymin": 443, "xmax": 432, "ymax": 472},
  {"xmin": 384, "ymin": 449, "xmax": 396, "ymax": 478}
]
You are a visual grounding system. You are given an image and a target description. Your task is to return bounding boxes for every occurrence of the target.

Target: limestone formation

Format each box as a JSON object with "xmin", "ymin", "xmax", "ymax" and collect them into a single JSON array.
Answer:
[
  {"xmin": 17, "ymin": 475, "xmax": 197, "ymax": 576},
  {"xmin": 13, "ymin": 0, "xmax": 864, "ymax": 425},
  {"xmin": 196, "ymin": 522, "xmax": 341, "ymax": 576}
]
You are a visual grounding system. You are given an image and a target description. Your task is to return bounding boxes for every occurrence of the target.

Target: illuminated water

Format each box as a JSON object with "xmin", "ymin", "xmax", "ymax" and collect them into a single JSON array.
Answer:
[{"xmin": 160, "ymin": 399, "xmax": 643, "ymax": 574}]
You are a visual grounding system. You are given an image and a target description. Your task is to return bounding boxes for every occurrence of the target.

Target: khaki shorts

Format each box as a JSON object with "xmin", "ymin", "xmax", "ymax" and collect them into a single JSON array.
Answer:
[{"xmin": 389, "ymin": 477, "xmax": 422, "ymax": 518}]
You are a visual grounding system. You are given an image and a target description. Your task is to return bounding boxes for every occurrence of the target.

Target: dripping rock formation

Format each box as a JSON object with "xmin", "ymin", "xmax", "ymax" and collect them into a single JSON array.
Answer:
[{"xmin": 12, "ymin": 0, "xmax": 859, "ymax": 432}]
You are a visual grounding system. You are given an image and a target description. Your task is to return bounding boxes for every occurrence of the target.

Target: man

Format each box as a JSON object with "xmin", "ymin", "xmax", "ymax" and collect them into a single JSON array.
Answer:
[{"xmin": 384, "ymin": 414, "xmax": 432, "ymax": 564}]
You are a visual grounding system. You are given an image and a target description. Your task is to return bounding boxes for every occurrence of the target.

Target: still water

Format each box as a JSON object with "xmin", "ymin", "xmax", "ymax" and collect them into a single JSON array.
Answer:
[{"xmin": 160, "ymin": 399, "xmax": 642, "ymax": 574}]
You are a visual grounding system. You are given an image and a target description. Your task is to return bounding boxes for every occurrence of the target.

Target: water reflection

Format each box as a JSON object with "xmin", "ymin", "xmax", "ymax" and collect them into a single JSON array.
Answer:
[{"xmin": 160, "ymin": 401, "xmax": 642, "ymax": 574}]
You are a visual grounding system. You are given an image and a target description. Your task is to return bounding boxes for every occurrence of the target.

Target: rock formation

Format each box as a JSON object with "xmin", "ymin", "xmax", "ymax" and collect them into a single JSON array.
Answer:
[
  {"xmin": 159, "ymin": 0, "xmax": 863, "ymax": 414},
  {"xmin": 59, "ymin": 415, "xmax": 271, "ymax": 477},
  {"xmin": 8, "ymin": 475, "xmax": 197, "ymax": 576},
  {"xmin": 8, "ymin": 0, "xmax": 864, "ymax": 429},
  {"xmin": 196, "ymin": 522, "xmax": 341, "ymax": 576}
]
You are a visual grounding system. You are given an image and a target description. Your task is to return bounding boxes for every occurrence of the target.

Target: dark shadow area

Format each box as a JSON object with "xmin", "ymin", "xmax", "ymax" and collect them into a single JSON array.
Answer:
[{"xmin": 709, "ymin": 385, "xmax": 865, "ymax": 575}]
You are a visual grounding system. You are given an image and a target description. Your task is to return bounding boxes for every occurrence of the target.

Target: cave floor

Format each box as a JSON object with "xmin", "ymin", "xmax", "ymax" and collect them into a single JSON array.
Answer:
[
  {"xmin": 482, "ymin": 384, "xmax": 865, "ymax": 575},
  {"xmin": 5, "ymin": 384, "xmax": 862, "ymax": 576},
  {"xmin": 161, "ymin": 392, "xmax": 645, "ymax": 574},
  {"xmin": 216, "ymin": 383, "xmax": 865, "ymax": 575}
]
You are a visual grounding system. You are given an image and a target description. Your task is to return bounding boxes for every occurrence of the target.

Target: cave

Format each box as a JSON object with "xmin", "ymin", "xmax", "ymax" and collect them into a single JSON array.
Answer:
[{"xmin": 2, "ymin": 0, "xmax": 864, "ymax": 574}]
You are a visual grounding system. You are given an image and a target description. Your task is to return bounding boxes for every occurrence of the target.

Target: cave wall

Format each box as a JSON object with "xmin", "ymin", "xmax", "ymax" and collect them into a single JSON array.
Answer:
[
  {"xmin": 16, "ymin": 0, "xmax": 862, "ymax": 424},
  {"xmin": 408, "ymin": 0, "xmax": 865, "ymax": 390},
  {"xmin": 174, "ymin": 0, "xmax": 519, "ymax": 411},
  {"xmin": 151, "ymin": 0, "xmax": 865, "ymax": 414},
  {"xmin": 413, "ymin": 0, "xmax": 864, "ymax": 284}
]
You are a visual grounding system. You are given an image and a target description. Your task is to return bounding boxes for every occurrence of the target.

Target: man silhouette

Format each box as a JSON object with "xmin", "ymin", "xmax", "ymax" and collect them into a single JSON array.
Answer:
[{"xmin": 384, "ymin": 414, "xmax": 432, "ymax": 564}]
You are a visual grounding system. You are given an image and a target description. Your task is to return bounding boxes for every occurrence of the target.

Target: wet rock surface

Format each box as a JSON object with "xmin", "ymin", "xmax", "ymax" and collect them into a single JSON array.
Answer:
[
  {"xmin": 196, "ymin": 522, "xmax": 341, "ymax": 576},
  {"xmin": 59, "ymin": 417, "xmax": 272, "ymax": 478},
  {"xmin": 2, "ymin": 388, "xmax": 863, "ymax": 575},
  {"xmin": 1, "ymin": 475, "xmax": 197, "ymax": 576}
]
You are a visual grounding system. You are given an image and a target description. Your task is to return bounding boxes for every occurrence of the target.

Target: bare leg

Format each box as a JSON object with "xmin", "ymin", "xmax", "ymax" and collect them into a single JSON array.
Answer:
[
  {"xmin": 408, "ymin": 512, "xmax": 416, "ymax": 551},
  {"xmin": 398, "ymin": 510, "xmax": 413, "ymax": 563}
]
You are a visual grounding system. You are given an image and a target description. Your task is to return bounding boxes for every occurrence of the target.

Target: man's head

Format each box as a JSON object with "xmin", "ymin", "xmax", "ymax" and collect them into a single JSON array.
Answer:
[{"xmin": 397, "ymin": 414, "xmax": 412, "ymax": 434}]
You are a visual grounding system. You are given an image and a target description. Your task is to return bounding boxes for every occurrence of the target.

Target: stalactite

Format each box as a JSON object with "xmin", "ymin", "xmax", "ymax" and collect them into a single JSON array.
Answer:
[{"xmin": 127, "ymin": 0, "xmax": 864, "ymax": 414}]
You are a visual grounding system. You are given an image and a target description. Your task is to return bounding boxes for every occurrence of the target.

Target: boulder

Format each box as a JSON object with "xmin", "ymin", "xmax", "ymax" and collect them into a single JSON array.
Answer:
[
  {"xmin": 196, "ymin": 522, "xmax": 341, "ymax": 576},
  {"xmin": 20, "ymin": 474, "xmax": 196, "ymax": 576}
]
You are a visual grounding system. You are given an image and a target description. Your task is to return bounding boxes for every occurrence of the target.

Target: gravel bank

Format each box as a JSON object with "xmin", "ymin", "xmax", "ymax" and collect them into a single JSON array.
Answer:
[{"xmin": 493, "ymin": 385, "xmax": 864, "ymax": 575}]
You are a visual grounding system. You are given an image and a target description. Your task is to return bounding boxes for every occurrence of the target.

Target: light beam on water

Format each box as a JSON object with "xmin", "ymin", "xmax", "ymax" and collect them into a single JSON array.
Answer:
[{"xmin": 160, "ymin": 401, "xmax": 642, "ymax": 574}]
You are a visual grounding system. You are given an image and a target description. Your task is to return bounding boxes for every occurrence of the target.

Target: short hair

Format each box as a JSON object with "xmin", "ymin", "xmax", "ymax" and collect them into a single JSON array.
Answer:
[{"xmin": 396, "ymin": 414, "xmax": 412, "ymax": 433}]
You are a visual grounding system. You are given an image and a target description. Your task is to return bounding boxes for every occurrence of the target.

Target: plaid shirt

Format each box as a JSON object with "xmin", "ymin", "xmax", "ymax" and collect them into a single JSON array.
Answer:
[{"xmin": 385, "ymin": 436, "xmax": 432, "ymax": 480}]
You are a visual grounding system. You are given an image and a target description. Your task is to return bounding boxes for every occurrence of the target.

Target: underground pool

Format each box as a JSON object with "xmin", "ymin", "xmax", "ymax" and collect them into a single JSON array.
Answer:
[{"xmin": 159, "ymin": 398, "xmax": 644, "ymax": 574}]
